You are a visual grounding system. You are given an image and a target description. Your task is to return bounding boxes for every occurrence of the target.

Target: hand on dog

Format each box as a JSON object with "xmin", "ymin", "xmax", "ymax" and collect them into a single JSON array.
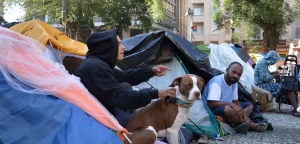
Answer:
[
  {"xmin": 152, "ymin": 65, "xmax": 170, "ymax": 77},
  {"xmin": 158, "ymin": 88, "xmax": 176, "ymax": 99}
]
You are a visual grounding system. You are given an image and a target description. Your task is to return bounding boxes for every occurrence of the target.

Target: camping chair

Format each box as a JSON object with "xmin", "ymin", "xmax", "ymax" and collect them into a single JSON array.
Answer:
[{"xmin": 276, "ymin": 55, "xmax": 299, "ymax": 112}]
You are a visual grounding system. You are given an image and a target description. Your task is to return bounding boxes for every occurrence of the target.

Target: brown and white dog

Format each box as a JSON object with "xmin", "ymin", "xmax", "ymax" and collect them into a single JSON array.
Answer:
[{"xmin": 125, "ymin": 74, "xmax": 205, "ymax": 144}]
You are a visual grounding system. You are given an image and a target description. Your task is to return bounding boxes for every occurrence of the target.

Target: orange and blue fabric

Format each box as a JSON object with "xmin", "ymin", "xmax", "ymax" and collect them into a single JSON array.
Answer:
[{"xmin": 0, "ymin": 26, "xmax": 128, "ymax": 143}]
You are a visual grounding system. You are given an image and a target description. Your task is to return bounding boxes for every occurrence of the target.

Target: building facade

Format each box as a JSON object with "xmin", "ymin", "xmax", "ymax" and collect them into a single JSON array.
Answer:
[
  {"xmin": 122, "ymin": 0, "xmax": 179, "ymax": 39},
  {"xmin": 183, "ymin": 0, "xmax": 231, "ymax": 45}
]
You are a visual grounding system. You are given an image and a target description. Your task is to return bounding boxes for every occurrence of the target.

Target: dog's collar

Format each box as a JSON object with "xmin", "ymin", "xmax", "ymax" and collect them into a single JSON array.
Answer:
[{"xmin": 166, "ymin": 96, "xmax": 193, "ymax": 108}]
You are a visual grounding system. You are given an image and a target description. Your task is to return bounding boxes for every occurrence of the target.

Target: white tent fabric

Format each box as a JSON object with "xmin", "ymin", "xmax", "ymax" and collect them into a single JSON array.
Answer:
[{"xmin": 208, "ymin": 43, "xmax": 254, "ymax": 94}]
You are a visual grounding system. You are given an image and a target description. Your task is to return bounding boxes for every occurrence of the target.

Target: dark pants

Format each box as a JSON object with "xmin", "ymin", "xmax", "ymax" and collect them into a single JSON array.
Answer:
[
  {"xmin": 211, "ymin": 102, "xmax": 252, "ymax": 117},
  {"xmin": 113, "ymin": 108, "xmax": 135, "ymax": 127}
]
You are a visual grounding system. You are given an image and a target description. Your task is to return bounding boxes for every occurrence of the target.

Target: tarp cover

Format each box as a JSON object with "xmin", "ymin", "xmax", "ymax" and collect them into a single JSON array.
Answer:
[
  {"xmin": 118, "ymin": 31, "xmax": 221, "ymax": 82},
  {"xmin": 230, "ymin": 44, "xmax": 251, "ymax": 63},
  {"xmin": 9, "ymin": 20, "xmax": 88, "ymax": 56},
  {"xmin": 0, "ymin": 72, "xmax": 123, "ymax": 144},
  {"xmin": 1, "ymin": 22, "xmax": 21, "ymax": 28}
]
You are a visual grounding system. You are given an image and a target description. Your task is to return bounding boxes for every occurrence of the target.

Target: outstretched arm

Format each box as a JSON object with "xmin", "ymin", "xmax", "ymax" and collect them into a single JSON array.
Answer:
[
  {"xmin": 114, "ymin": 66, "xmax": 154, "ymax": 86},
  {"xmin": 89, "ymin": 67, "xmax": 158, "ymax": 110}
]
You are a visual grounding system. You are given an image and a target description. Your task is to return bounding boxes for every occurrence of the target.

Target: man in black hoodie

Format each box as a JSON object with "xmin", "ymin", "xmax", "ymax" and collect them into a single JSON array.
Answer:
[{"xmin": 75, "ymin": 30, "xmax": 175, "ymax": 127}]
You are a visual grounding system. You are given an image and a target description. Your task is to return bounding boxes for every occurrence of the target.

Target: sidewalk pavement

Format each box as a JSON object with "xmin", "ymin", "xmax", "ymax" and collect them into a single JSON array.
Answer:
[{"xmin": 209, "ymin": 98, "xmax": 300, "ymax": 144}]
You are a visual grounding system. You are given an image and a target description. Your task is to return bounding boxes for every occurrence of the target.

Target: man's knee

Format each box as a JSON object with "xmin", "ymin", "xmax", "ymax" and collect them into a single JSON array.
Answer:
[
  {"xmin": 224, "ymin": 105, "xmax": 244, "ymax": 123},
  {"xmin": 224, "ymin": 105, "xmax": 235, "ymax": 117}
]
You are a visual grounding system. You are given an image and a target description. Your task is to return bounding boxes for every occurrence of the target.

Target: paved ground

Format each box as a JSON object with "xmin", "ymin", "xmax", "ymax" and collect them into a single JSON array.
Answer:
[{"xmin": 209, "ymin": 99, "xmax": 300, "ymax": 144}]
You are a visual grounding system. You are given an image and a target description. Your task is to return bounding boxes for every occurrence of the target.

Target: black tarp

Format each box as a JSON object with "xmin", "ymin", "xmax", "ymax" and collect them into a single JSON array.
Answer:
[
  {"xmin": 118, "ymin": 31, "xmax": 271, "ymax": 128},
  {"xmin": 231, "ymin": 44, "xmax": 251, "ymax": 63},
  {"xmin": 117, "ymin": 31, "xmax": 221, "ymax": 82},
  {"xmin": 1, "ymin": 22, "xmax": 21, "ymax": 28}
]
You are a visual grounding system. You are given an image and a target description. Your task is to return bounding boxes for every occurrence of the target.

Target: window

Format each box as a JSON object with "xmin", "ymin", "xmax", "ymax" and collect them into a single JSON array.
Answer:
[
  {"xmin": 193, "ymin": 8, "xmax": 202, "ymax": 15},
  {"xmin": 164, "ymin": 0, "xmax": 175, "ymax": 17},
  {"xmin": 192, "ymin": 24, "xmax": 203, "ymax": 34}
]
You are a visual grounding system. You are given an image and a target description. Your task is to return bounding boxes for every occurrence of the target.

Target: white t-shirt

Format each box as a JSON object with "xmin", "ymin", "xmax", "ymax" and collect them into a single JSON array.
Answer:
[{"xmin": 206, "ymin": 74, "xmax": 238, "ymax": 102}]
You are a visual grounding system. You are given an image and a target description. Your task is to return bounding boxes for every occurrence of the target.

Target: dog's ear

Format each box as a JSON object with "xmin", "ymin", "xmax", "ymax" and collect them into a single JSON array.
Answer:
[
  {"xmin": 196, "ymin": 76, "xmax": 205, "ymax": 89},
  {"xmin": 199, "ymin": 77, "xmax": 205, "ymax": 84},
  {"xmin": 169, "ymin": 77, "xmax": 182, "ymax": 87}
]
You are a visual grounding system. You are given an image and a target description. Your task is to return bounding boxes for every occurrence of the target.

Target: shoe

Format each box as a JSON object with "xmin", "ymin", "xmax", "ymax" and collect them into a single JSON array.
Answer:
[{"xmin": 232, "ymin": 123, "xmax": 249, "ymax": 134}]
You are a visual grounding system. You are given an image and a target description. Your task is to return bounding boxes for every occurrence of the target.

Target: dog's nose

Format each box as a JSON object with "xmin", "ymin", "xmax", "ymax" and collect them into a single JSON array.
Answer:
[{"xmin": 194, "ymin": 91, "xmax": 200, "ymax": 97}]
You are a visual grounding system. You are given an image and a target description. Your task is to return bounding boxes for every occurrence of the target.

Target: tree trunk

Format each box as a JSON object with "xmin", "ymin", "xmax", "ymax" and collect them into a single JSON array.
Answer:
[
  {"xmin": 262, "ymin": 25, "xmax": 280, "ymax": 53},
  {"xmin": 75, "ymin": 3, "xmax": 82, "ymax": 42},
  {"xmin": 66, "ymin": 22, "xmax": 72, "ymax": 38}
]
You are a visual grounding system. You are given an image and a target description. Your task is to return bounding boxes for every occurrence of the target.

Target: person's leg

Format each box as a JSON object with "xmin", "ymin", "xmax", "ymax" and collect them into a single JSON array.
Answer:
[
  {"xmin": 223, "ymin": 105, "xmax": 245, "ymax": 124},
  {"xmin": 113, "ymin": 108, "xmax": 135, "ymax": 127},
  {"xmin": 240, "ymin": 102, "xmax": 253, "ymax": 117},
  {"xmin": 212, "ymin": 105, "xmax": 249, "ymax": 133},
  {"xmin": 287, "ymin": 91, "xmax": 298, "ymax": 112},
  {"xmin": 223, "ymin": 103, "xmax": 267, "ymax": 132}
]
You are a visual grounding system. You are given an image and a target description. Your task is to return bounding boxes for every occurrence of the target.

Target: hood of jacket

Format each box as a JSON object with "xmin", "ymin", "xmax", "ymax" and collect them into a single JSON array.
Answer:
[
  {"xmin": 86, "ymin": 30, "xmax": 118, "ymax": 69},
  {"xmin": 264, "ymin": 50, "xmax": 280, "ymax": 65}
]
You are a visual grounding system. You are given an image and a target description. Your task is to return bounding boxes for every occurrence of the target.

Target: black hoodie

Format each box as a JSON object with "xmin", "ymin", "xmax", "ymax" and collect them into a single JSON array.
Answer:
[{"xmin": 74, "ymin": 30, "xmax": 158, "ymax": 114}]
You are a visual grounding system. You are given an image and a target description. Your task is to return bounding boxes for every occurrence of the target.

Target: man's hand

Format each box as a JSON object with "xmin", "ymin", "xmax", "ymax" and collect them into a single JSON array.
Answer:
[
  {"xmin": 158, "ymin": 88, "xmax": 176, "ymax": 99},
  {"xmin": 152, "ymin": 65, "xmax": 170, "ymax": 77},
  {"xmin": 229, "ymin": 103, "xmax": 244, "ymax": 120}
]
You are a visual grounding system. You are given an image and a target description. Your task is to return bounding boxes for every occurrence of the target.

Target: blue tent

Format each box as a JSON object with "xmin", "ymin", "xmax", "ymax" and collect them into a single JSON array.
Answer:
[{"xmin": 0, "ymin": 72, "xmax": 123, "ymax": 144}]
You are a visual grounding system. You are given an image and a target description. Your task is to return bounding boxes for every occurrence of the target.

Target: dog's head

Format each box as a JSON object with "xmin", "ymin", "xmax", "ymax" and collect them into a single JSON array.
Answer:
[{"xmin": 169, "ymin": 74, "xmax": 205, "ymax": 101}]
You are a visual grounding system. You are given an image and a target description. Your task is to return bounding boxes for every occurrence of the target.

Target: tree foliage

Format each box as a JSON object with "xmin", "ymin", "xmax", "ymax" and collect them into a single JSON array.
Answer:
[
  {"xmin": 4, "ymin": 0, "xmax": 165, "ymax": 41},
  {"xmin": 213, "ymin": 0, "xmax": 300, "ymax": 52}
]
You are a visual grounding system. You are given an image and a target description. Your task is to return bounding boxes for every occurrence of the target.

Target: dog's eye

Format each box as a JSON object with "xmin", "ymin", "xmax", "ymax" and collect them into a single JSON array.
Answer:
[{"xmin": 185, "ymin": 83, "xmax": 192, "ymax": 88}]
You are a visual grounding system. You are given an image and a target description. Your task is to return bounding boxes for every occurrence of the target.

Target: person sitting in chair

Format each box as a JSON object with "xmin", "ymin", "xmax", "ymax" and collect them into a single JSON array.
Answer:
[
  {"xmin": 204, "ymin": 62, "xmax": 268, "ymax": 133},
  {"xmin": 254, "ymin": 51, "xmax": 300, "ymax": 117}
]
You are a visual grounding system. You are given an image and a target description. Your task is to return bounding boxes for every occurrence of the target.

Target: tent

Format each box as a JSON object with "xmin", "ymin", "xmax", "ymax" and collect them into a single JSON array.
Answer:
[
  {"xmin": 119, "ymin": 31, "xmax": 221, "ymax": 83},
  {"xmin": 0, "ymin": 24, "xmax": 125, "ymax": 144},
  {"xmin": 229, "ymin": 44, "xmax": 250, "ymax": 63},
  {"xmin": 197, "ymin": 44, "xmax": 210, "ymax": 55},
  {"xmin": 1, "ymin": 20, "xmax": 86, "ymax": 75},
  {"xmin": 117, "ymin": 31, "xmax": 222, "ymax": 139},
  {"xmin": 0, "ymin": 72, "xmax": 123, "ymax": 144},
  {"xmin": 9, "ymin": 20, "xmax": 88, "ymax": 56}
]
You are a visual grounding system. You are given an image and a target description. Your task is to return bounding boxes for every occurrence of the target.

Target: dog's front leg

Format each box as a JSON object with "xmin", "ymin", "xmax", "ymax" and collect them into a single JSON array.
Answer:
[{"xmin": 166, "ymin": 128, "xmax": 179, "ymax": 144}]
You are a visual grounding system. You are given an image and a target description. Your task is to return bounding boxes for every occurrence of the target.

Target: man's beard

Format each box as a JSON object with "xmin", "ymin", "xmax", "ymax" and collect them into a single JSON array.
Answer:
[
  {"xmin": 226, "ymin": 74, "xmax": 238, "ymax": 84},
  {"xmin": 229, "ymin": 78, "xmax": 238, "ymax": 84}
]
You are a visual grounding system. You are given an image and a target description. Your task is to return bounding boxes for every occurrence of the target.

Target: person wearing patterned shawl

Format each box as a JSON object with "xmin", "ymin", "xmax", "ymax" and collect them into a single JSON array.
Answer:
[{"xmin": 254, "ymin": 51, "xmax": 300, "ymax": 117}]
